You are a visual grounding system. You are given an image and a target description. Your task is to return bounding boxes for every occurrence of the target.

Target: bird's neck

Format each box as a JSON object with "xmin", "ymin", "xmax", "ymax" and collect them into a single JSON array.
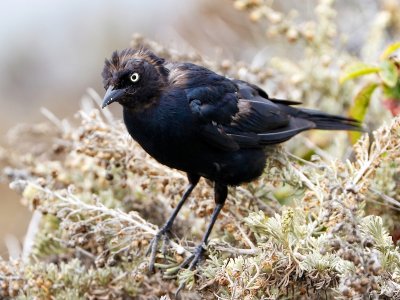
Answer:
[{"xmin": 122, "ymin": 106, "xmax": 160, "ymax": 141}]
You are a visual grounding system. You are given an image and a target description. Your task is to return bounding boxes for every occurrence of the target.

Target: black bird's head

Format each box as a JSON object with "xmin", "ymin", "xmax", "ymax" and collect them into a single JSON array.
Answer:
[{"xmin": 101, "ymin": 48, "xmax": 169, "ymax": 111}]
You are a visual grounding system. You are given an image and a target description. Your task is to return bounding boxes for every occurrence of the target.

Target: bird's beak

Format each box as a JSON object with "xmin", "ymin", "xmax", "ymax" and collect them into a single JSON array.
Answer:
[{"xmin": 102, "ymin": 86, "xmax": 126, "ymax": 108}]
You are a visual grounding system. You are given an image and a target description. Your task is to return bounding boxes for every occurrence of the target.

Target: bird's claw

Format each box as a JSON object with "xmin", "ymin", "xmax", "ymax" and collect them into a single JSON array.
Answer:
[
  {"xmin": 175, "ymin": 243, "xmax": 206, "ymax": 297},
  {"xmin": 147, "ymin": 227, "xmax": 171, "ymax": 273},
  {"xmin": 179, "ymin": 243, "xmax": 205, "ymax": 270},
  {"xmin": 161, "ymin": 233, "xmax": 170, "ymax": 256}
]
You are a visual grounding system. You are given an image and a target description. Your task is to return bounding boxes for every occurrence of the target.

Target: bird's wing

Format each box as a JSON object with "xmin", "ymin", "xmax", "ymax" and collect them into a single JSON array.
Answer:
[
  {"xmin": 170, "ymin": 63, "xmax": 241, "ymax": 151},
  {"xmin": 226, "ymin": 79, "xmax": 316, "ymax": 145},
  {"xmin": 170, "ymin": 64, "xmax": 315, "ymax": 150},
  {"xmin": 226, "ymin": 80, "xmax": 361, "ymax": 145}
]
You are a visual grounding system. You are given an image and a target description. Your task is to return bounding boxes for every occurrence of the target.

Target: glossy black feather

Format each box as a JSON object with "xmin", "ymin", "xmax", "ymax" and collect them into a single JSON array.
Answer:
[
  {"xmin": 101, "ymin": 48, "xmax": 364, "ymax": 275},
  {"xmin": 101, "ymin": 49, "xmax": 362, "ymax": 185}
]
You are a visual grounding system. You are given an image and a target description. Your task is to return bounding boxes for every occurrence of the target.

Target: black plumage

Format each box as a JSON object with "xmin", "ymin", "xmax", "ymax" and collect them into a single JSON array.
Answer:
[{"xmin": 101, "ymin": 48, "xmax": 362, "ymax": 274}]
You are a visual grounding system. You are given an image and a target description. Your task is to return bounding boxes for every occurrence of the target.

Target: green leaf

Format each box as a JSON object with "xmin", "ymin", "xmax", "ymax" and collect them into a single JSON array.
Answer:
[
  {"xmin": 379, "ymin": 60, "xmax": 398, "ymax": 87},
  {"xmin": 348, "ymin": 83, "xmax": 378, "ymax": 143},
  {"xmin": 382, "ymin": 80, "xmax": 400, "ymax": 100},
  {"xmin": 349, "ymin": 83, "xmax": 378, "ymax": 121},
  {"xmin": 339, "ymin": 62, "xmax": 380, "ymax": 84},
  {"xmin": 380, "ymin": 42, "xmax": 400, "ymax": 60}
]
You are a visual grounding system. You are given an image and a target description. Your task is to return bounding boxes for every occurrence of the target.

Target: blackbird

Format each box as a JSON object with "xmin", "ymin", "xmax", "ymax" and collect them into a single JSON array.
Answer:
[{"xmin": 101, "ymin": 48, "xmax": 362, "ymax": 273}]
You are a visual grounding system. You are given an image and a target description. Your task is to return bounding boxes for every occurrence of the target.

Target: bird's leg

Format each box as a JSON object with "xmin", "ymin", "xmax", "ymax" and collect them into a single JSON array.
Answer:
[
  {"xmin": 179, "ymin": 182, "xmax": 227, "ymax": 270},
  {"xmin": 148, "ymin": 174, "xmax": 199, "ymax": 272},
  {"xmin": 176, "ymin": 183, "xmax": 227, "ymax": 296}
]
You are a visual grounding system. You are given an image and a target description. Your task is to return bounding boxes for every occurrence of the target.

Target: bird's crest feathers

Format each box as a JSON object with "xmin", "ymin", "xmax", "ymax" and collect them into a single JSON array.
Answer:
[{"xmin": 102, "ymin": 47, "xmax": 168, "ymax": 88}]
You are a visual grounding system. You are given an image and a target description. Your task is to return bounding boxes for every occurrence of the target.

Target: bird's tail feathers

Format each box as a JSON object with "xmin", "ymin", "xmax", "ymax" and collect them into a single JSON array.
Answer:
[{"xmin": 298, "ymin": 108, "xmax": 364, "ymax": 132}]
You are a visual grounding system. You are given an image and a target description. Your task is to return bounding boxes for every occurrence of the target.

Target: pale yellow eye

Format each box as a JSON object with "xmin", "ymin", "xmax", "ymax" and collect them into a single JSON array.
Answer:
[{"xmin": 130, "ymin": 72, "xmax": 140, "ymax": 83}]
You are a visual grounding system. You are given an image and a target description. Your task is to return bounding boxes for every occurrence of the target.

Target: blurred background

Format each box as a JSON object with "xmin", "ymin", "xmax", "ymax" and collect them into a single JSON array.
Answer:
[{"xmin": 0, "ymin": 0, "xmax": 391, "ymax": 257}]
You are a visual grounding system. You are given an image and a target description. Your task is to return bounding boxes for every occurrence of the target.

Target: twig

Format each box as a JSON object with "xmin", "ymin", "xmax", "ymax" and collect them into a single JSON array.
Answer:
[
  {"xmin": 22, "ymin": 210, "xmax": 42, "ymax": 264},
  {"xmin": 223, "ymin": 210, "xmax": 257, "ymax": 250},
  {"xmin": 29, "ymin": 182, "xmax": 191, "ymax": 256},
  {"xmin": 290, "ymin": 164, "xmax": 323, "ymax": 202},
  {"xmin": 369, "ymin": 188, "xmax": 400, "ymax": 209},
  {"xmin": 40, "ymin": 107, "xmax": 64, "ymax": 131},
  {"xmin": 300, "ymin": 137, "xmax": 333, "ymax": 161},
  {"xmin": 212, "ymin": 246, "xmax": 258, "ymax": 255},
  {"xmin": 87, "ymin": 88, "xmax": 115, "ymax": 125}
]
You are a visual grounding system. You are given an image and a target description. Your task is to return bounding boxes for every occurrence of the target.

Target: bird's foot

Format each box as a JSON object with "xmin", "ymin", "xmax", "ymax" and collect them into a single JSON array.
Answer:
[
  {"xmin": 180, "ymin": 243, "xmax": 205, "ymax": 270},
  {"xmin": 147, "ymin": 226, "xmax": 171, "ymax": 273},
  {"xmin": 175, "ymin": 243, "xmax": 206, "ymax": 296}
]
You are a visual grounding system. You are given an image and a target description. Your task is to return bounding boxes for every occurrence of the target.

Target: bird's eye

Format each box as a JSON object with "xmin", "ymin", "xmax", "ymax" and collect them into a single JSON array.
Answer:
[{"xmin": 130, "ymin": 73, "xmax": 140, "ymax": 83}]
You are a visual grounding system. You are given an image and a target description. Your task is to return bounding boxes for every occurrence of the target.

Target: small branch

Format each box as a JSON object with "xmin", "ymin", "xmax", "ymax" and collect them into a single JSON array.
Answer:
[
  {"xmin": 22, "ymin": 210, "xmax": 42, "ymax": 264},
  {"xmin": 29, "ymin": 182, "xmax": 191, "ymax": 257},
  {"xmin": 87, "ymin": 88, "xmax": 115, "ymax": 125},
  {"xmin": 369, "ymin": 188, "xmax": 400, "ymax": 209},
  {"xmin": 223, "ymin": 210, "xmax": 257, "ymax": 250},
  {"xmin": 40, "ymin": 107, "xmax": 64, "ymax": 131},
  {"xmin": 290, "ymin": 164, "xmax": 323, "ymax": 202},
  {"xmin": 212, "ymin": 245, "xmax": 258, "ymax": 256},
  {"xmin": 286, "ymin": 152, "xmax": 320, "ymax": 168},
  {"xmin": 300, "ymin": 137, "xmax": 333, "ymax": 161},
  {"xmin": 5, "ymin": 235, "xmax": 21, "ymax": 260}
]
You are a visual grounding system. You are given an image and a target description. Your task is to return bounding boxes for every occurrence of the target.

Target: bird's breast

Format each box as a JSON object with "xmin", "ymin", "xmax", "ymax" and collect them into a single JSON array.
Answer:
[
  {"xmin": 122, "ymin": 103, "xmax": 197, "ymax": 164},
  {"xmin": 122, "ymin": 103, "xmax": 267, "ymax": 186}
]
